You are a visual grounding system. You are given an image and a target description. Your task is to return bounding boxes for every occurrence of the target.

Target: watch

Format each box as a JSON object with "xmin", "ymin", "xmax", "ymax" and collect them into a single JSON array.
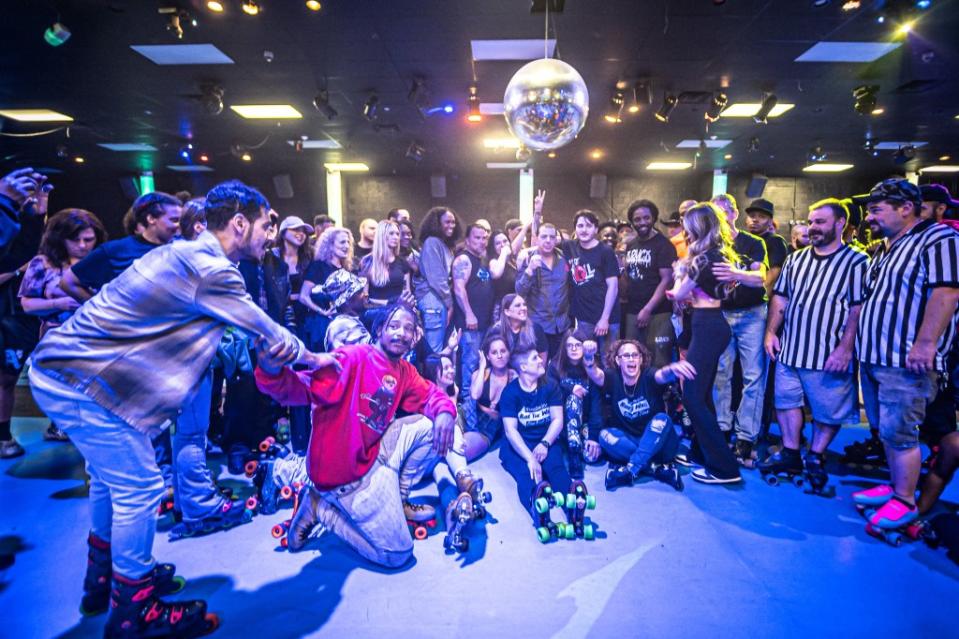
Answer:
[{"xmin": 539, "ymin": 439, "xmax": 551, "ymax": 449}]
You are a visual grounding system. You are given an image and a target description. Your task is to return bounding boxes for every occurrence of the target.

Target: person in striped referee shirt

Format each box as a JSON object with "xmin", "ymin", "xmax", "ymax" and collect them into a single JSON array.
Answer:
[
  {"xmin": 760, "ymin": 198, "xmax": 868, "ymax": 489},
  {"xmin": 851, "ymin": 178, "xmax": 959, "ymax": 531}
]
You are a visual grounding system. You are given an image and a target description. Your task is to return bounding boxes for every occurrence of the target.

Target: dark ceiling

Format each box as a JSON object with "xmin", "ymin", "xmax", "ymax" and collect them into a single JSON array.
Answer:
[{"xmin": 1, "ymin": 0, "xmax": 957, "ymax": 182}]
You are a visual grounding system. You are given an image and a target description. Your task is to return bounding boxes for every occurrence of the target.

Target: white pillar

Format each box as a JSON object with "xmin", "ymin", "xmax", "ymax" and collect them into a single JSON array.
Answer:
[
  {"xmin": 326, "ymin": 169, "xmax": 343, "ymax": 226},
  {"xmin": 519, "ymin": 168, "xmax": 534, "ymax": 224},
  {"xmin": 905, "ymin": 170, "xmax": 919, "ymax": 185}
]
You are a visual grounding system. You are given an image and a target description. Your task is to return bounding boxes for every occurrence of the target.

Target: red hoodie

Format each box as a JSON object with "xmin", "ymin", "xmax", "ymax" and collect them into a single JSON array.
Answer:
[{"xmin": 254, "ymin": 344, "xmax": 455, "ymax": 490}]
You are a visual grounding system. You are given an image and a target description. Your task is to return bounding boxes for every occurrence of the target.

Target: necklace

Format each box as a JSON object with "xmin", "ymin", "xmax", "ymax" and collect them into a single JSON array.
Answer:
[{"xmin": 623, "ymin": 377, "xmax": 639, "ymax": 398}]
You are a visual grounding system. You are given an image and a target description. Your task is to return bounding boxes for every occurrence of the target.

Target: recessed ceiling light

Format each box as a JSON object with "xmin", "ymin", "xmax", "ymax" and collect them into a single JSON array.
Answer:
[
  {"xmin": 871, "ymin": 107, "xmax": 885, "ymax": 115},
  {"xmin": 471, "ymin": 39, "xmax": 556, "ymax": 61},
  {"xmin": 677, "ymin": 139, "xmax": 731, "ymax": 149},
  {"xmin": 206, "ymin": 1, "xmax": 225, "ymax": 12},
  {"xmin": 646, "ymin": 161, "xmax": 692, "ymax": 170},
  {"xmin": 479, "ymin": 103, "xmax": 505, "ymax": 115},
  {"xmin": 73, "ymin": 156, "xmax": 85, "ymax": 164},
  {"xmin": 920, "ymin": 165, "xmax": 959, "ymax": 173},
  {"xmin": 287, "ymin": 139, "xmax": 341, "ymax": 149},
  {"xmin": 873, "ymin": 141, "xmax": 927, "ymax": 150},
  {"xmin": 724, "ymin": 154, "xmax": 733, "ymax": 160},
  {"xmin": 802, "ymin": 163, "xmax": 854, "ymax": 172},
  {"xmin": 0, "ymin": 108, "xmax": 73, "ymax": 122},
  {"xmin": 486, "ymin": 162, "xmax": 528, "ymax": 169},
  {"xmin": 720, "ymin": 103, "xmax": 794, "ymax": 118},
  {"xmin": 324, "ymin": 163, "xmax": 369, "ymax": 172},
  {"xmin": 167, "ymin": 165, "xmax": 215, "ymax": 172},
  {"xmin": 130, "ymin": 44, "xmax": 234, "ymax": 65},
  {"xmin": 590, "ymin": 149, "xmax": 604, "ymax": 160},
  {"xmin": 795, "ymin": 41, "xmax": 900, "ymax": 63},
  {"xmin": 483, "ymin": 138, "xmax": 521, "ymax": 149},
  {"xmin": 230, "ymin": 104, "xmax": 302, "ymax": 119},
  {"xmin": 547, "ymin": 152, "xmax": 557, "ymax": 158},
  {"xmin": 940, "ymin": 155, "xmax": 952, "ymax": 161},
  {"xmin": 306, "ymin": 0, "xmax": 322, "ymax": 10},
  {"xmin": 98, "ymin": 143, "xmax": 159, "ymax": 152}
]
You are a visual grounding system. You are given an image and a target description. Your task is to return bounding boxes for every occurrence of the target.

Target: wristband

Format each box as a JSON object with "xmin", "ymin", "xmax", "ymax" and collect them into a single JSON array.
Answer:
[{"xmin": 539, "ymin": 439, "xmax": 551, "ymax": 449}]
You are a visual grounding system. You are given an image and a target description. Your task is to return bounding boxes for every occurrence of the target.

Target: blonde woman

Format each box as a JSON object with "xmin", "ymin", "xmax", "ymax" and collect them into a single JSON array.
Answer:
[
  {"xmin": 299, "ymin": 227, "xmax": 354, "ymax": 350},
  {"xmin": 359, "ymin": 220, "xmax": 411, "ymax": 308},
  {"xmin": 666, "ymin": 201, "xmax": 741, "ymax": 485}
]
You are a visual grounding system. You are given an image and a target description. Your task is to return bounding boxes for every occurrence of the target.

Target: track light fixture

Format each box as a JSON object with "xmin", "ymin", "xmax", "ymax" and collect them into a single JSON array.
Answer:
[
  {"xmin": 747, "ymin": 137, "xmax": 760, "ymax": 152},
  {"xmin": 863, "ymin": 138, "xmax": 879, "ymax": 157},
  {"xmin": 605, "ymin": 90, "xmax": 625, "ymax": 123},
  {"xmin": 704, "ymin": 92, "xmax": 728, "ymax": 122},
  {"xmin": 654, "ymin": 94, "xmax": 678, "ymax": 123},
  {"xmin": 159, "ymin": 7, "xmax": 197, "ymax": 39},
  {"xmin": 753, "ymin": 93, "xmax": 777, "ymax": 124},
  {"xmin": 467, "ymin": 85, "xmax": 482, "ymax": 122},
  {"xmin": 807, "ymin": 144, "xmax": 827, "ymax": 162},
  {"xmin": 516, "ymin": 146, "xmax": 532, "ymax": 162},
  {"xmin": 206, "ymin": 1, "xmax": 225, "ymax": 12},
  {"xmin": 363, "ymin": 94, "xmax": 379, "ymax": 121},
  {"xmin": 306, "ymin": 0, "xmax": 322, "ymax": 10},
  {"xmin": 853, "ymin": 85, "xmax": 879, "ymax": 115},
  {"xmin": 312, "ymin": 90, "xmax": 337, "ymax": 120},
  {"xmin": 627, "ymin": 81, "xmax": 651, "ymax": 114},
  {"xmin": 405, "ymin": 141, "xmax": 426, "ymax": 162},
  {"xmin": 894, "ymin": 144, "xmax": 917, "ymax": 165},
  {"xmin": 43, "ymin": 22, "xmax": 71, "ymax": 47},
  {"xmin": 201, "ymin": 85, "xmax": 225, "ymax": 115}
]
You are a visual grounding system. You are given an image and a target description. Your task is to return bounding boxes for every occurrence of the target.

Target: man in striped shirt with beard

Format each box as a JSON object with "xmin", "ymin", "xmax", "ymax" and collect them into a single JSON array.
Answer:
[
  {"xmin": 851, "ymin": 179, "xmax": 959, "ymax": 530},
  {"xmin": 760, "ymin": 199, "xmax": 868, "ymax": 490}
]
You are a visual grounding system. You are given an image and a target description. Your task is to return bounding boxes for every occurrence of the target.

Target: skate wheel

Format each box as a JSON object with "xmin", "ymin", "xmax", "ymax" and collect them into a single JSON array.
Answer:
[
  {"xmin": 534, "ymin": 497, "xmax": 550, "ymax": 514},
  {"xmin": 888, "ymin": 532, "xmax": 903, "ymax": 547},
  {"xmin": 791, "ymin": 475, "xmax": 804, "ymax": 488},
  {"xmin": 259, "ymin": 437, "xmax": 275, "ymax": 452},
  {"xmin": 245, "ymin": 496, "xmax": 258, "ymax": 510},
  {"xmin": 764, "ymin": 474, "xmax": 779, "ymax": 486},
  {"xmin": 564, "ymin": 525, "xmax": 576, "ymax": 540},
  {"xmin": 244, "ymin": 460, "xmax": 259, "ymax": 477},
  {"xmin": 205, "ymin": 613, "xmax": 221, "ymax": 632},
  {"xmin": 280, "ymin": 485, "xmax": 294, "ymax": 500},
  {"xmin": 413, "ymin": 525, "xmax": 428, "ymax": 540},
  {"xmin": 272, "ymin": 523, "xmax": 288, "ymax": 538},
  {"xmin": 280, "ymin": 537, "xmax": 288, "ymax": 548},
  {"xmin": 585, "ymin": 495, "xmax": 596, "ymax": 510},
  {"xmin": 536, "ymin": 527, "xmax": 551, "ymax": 543},
  {"xmin": 583, "ymin": 524, "xmax": 595, "ymax": 540},
  {"xmin": 460, "ymin": 538, "xmax": 470, "ymax": 552}
]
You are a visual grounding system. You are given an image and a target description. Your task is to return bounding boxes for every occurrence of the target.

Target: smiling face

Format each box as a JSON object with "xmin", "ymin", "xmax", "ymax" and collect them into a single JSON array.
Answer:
[
  {"xmin": 504, "ymin": 295, "xmax": 528, "ymax": 323},
  {"xmin": 520, "ymin": 350, "xmax": 545, "ymax": 378},
  {"xmin": 440, "ymin": 211, "xmax": 457, "ymax": 238},
  {"xmin": 399, "ymin": 224, "xmax": 413, "ymax": 249},
  {"xmin": 465, "ymin": 225, "xmax": 489, "ymax": 255},
  {"xmin": 599, "ymin": 226, "xmax": 617, "ymax": 248},
  {"xmin": 149, "ymin": 204, "xmax": 183, "ymax": 244},
  {"xmin": 333, "ymin": 231, "xmax": 352, "ymax": 260},
  {"xmin": 866, "ymin": 200, "xmax": 917, "ymax": 239},
  {"xmin": 538, "ymin": 225, "xmax": 558, "ymax": 253},
  {"xmin": 237, "ymin": 208, "xmax": 275, "ymax": 262},
  {"xmin": 385, "ymin": 223, "xmax": 400, "ymax": 251},
  {"xmin": 379, "ymin": 307, "xmax": 417, "ymax": 359},
  {"xmin": 807, "ymin": 207, "xmax": 841, "ymax": 248},
  {"xmin": 284, "ymin": 227, "xmax": 307, "ymax": 248},
  {"xmin": 631, "ymin": 207, "xmax": 654, "ymax": 238},
  {"xmin": 438, "ymin": 356, "xmax": 456, "ymax": 387}
]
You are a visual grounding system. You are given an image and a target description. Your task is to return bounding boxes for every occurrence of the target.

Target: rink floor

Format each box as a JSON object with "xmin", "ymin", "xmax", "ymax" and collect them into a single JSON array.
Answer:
[{"xmin": 2, "ymin": 414, "xmax": 957, "ymax": 639}]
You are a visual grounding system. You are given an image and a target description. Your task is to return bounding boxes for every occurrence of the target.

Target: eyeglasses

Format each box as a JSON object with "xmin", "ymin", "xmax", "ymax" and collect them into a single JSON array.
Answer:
[
  {"xmin": 566, "ymin": 343, "xmax": 583, "ymax": 349},
  {"xmin": 617, "ymin": 352, "xmax": 641, "ymax": 359}
]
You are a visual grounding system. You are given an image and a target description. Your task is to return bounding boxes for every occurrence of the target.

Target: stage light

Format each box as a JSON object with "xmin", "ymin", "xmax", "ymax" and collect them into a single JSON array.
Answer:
[
  {"xmin": 897, "ymin": 21, "xmax": 915, "ymax": 35},
  {"xmin": 811, "ymin": 0, "xmax": 830, "ymax": 7},
  {"xmin": 312, "ymin": 91, "xmax": 337, "ymax": 120},
  {"xmin": 206, "ymin": 1, "xmax": 225, "ymax": 12},
  {"xmin": 628, "ymin": 81, "xmax": 651, "ymax": 114},
  {"xmin": 179, "ymin": 144, "xmax": 193, "ymax": 161},
  {"xmin": 198, "ymin": 153, "xmax": 209, "ymax": 163},
  {"xmin": 242, "ymin": 1, "xmax": 260, "ymax": 16},
  {"xmin": 747, "ymin": 137, "xmax": 760, "ymax": 152},
  {"xmin": 916, "ymin": 1, "xmax": 931, "ymax": 9},
  {"xmin": 406, "ymin": 141, "xmax": 426, "ymax": 162},
  {"xmin": 724, "ymin": 153, "xmax": 733, "ymax": 160},
  {"xmin": 306, "ymin": 0, "xmax": 322, "ymax": 10},
  {"xmin": 939, "ymin": 155, "xmax": 951, "ymax": 161},
  {"xmin": 201, "ymin": 85, "xmax": 224, "ymax": 115},
  {"xmin": 442, "ymin": 103, "xmax": 454, "ymax": 114},
  {"xmin": 363, "ymin": 94, "xmax": 379, "ymax": 121},
  {"xmin": 466, "ymin": 86, "xmax": 482, "ymax": 122},
  {"xmin": 704, "ymin": 92, "xmax": 728, "ymax": 123},
  {"xmin": 547, "ymin": 151, "xmax": 557, "ymax": 158},
  {"xmin": 753, "ymin": 93, "xmax": 777, "ymax": 124},
  {"xmin": 159, "ymin": 7, "xmax": 197, "ymax": 39},
  {"xmin": 894, "ymin": 145, "xmax": 917, "ymax": 165},
  {"xmin": 43, "ymin": 22, "xmax": 71, "ymax": 47},
  {"xmin": 605, "ymin": 90, "xmax": 625, "ymax": 123},
  {"xmin": 240, "ymin": 152, "xmax": 252, "ymax": 162},
  {"xmin": 654, "ymin": 94, "xmax": 678, "ymax": 123},
  {"xmin": 871, "ymin": 107, "xmax": 885, "ymax": 115},
  {"xmin": 853, "ymin": 85, "xmax": 879, "ymax": 115},
  {"xmin": 807, "ymin": 145, "xmax": 827, "ymax": 162}
]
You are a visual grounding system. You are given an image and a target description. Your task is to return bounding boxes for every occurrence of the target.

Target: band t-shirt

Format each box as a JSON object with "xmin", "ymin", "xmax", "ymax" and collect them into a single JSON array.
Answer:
[
  {"xmin": 499, "ymin": 378, "xmax": 563, "ymax": 443},
  {"xmin": 721, "ymin": 232, "xmax": 768, "ymax": 310},
  {"xmin": 623, "ymin": 233, "xmax": 677, "ymax": 315},
  {"xmin": 760, "ymin": 231, "xmax": 789, "ymax": 269},
  {"xmin": 561, "ymin": 240, "xmax": 621, "ymax": 324},
  {"xmin": 601, "ymin": 369, "xmax": 665, "ymax": 437},
  {"xmin": 71, "ymin": 235, "xmax": 161, "ymax": 291}
]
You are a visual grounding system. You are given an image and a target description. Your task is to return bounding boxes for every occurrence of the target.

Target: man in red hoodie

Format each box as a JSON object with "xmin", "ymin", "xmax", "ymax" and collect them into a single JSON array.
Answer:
[{"xmin": 254, "ymin": 303, "xmax": 456, "ymax": 567}]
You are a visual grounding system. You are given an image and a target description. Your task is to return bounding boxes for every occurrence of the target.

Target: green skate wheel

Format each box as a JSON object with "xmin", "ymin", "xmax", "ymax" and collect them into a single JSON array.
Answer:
[
  {"xmin": 552, "ymin": 493, "xmax": 565, "ymax": 508},
  {"xmin": 585, "ymin": 495, "xmax": 596, "ymax": 510},
  {"xmin": 535, "ymin": 497, "xmax": 550, "ymax": 514},
  {"xmin": 563, "ymin": 524, "xmax": 575, "ymax": 539},
  {"xmin": 537, "ymin": 527, "xmax": 551, "ymax": 543},
  {"xmin": 583, "ymin": 524, "xmax": 595, "ymax": 540}
]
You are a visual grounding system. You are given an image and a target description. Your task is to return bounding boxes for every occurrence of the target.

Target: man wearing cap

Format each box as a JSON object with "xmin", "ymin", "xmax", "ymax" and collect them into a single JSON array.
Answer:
[
  {"xmin": 921, "ymin": 184, "xmax": 959, "ymax": 228},
  {"xmin": 322, "ymin": 270, "xmax": 372, "ymax": 351},
  {"xmin": 661, "ymin": 210, "xmax": 687, "ymax": 259},
  {"xmin": 852, "ymin": 178, "xmax": 959, "ymax": 531},
  {"xmin": 744, "ymin": 198, "xmax": 790, "ymax": 294}
]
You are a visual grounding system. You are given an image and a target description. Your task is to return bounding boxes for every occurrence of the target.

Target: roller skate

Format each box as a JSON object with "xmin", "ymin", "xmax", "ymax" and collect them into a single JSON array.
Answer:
[
  {"xmin": 405, "ymin": 501, "xmax": 438, "ymax": 540},
  {"xmin": 454, "ymin": 469, "xmax": 492, "ymax": 520},
  {"xmin": 252, "ymin": 458, "xmax": 295, "ymax": 515},
  {"xmin": 443, "ymin": 492, "xmax": 474, "ymax": 553},
  {"xmin": 227, "ymin": 444, "xmax": 255, "ymax": 475},
  {"xmin": 104, "ymin": 572, "xmax": 218, "ymax": 639},
  {"xmin": 558, "ymin": 479, "xmax": 597, "ymax": 540},
  {"xmin": 803, "ymin": 451, "xmax": 834, "ymax": 497},
  {"xmin": 243, "ymin": 437, "xmax": 292, "ymax": 478},
  {"xmin": 168, "ymin": 497, "xmax": 256, "ymax": 541},
  {"xmin": 758, "ymin": 446, "xmax": 804, "ymax": 487},
  {"xmin": 79, "ymin": 533, "xmax": 186, "ymax": 617},
  {"xmin": 664, "ymin": 383, "xmax": 693, "ymax": 439},
  {"xmin": 157, "ymin": 486, "xmax": 177, "ymax": 519},
  {"xmin": 856, "ymin": 493, "xmax": 920, "ymax": 547},
  {"xmin": 734, "ymin": 439, "xmax": 757, "ymax": 470},
  {"xmin": 840, "ymin": 432, "xmax": 887, "ymax": 469},
  {"xmin": 565, "ymin": 394, "xmax": 586, "ymax": 480},
  {"xmin": 280, "ymin": 485, "xmax": 330, "ymax": 552},
  {"xmin": 531, "ymin": 481, "xmax": 565, "ymax": 543}
]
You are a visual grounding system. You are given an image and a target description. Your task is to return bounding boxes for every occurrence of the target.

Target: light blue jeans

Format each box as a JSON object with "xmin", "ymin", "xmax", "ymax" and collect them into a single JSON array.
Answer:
[
  {"xmin": 172, "ymin": 367, "xmax": 227, "ymax": 522},
  {"xmin": 29, "ymin": 367, "xmax": 162, "ymax": 578},
  {"xmin": 417, "ymin": 292, "xmax": 448, "ymax": 354},
  {"xmin": 713, "ymin": 305, "xmax": 768, "ymax": 443}
]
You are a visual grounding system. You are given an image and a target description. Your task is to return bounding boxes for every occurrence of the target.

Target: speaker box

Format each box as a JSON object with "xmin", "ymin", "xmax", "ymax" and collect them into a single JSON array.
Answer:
[
  {"xmin": 431, "ymin": 174, "xmax": 447, "ymax": 198},
  {"xmin": 745, "ymin": 173, "xmax": 768, "ymax": 198},
  {"xmin": 273, "ymin": 174, "xmax": 294, "ymax": 199},
  {"xmin": 589, "ymin": 173, "xmax": 607, "ymax": 199},
  {"xmin": 118, "ymin": 177, "xmax": 139, "ymax": 201}
]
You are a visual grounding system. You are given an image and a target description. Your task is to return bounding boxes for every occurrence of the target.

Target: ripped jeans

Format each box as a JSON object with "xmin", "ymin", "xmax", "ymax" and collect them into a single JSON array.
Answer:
[{"xmin": 599, "ymin": 413, "xmax": 681, "ymax": 471}]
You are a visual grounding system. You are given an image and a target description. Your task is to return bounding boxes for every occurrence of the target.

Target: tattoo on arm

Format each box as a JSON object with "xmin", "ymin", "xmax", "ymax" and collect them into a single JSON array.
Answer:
[{"xmin": 452, "ymin": 255, "xmax": 471, "ymax": 282}]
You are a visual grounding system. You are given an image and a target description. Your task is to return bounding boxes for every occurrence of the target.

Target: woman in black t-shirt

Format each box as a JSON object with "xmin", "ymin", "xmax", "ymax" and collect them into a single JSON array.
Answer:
[
  {"xmin": 666, "ymin": 202, "xmax": 741, "ymax": 484},
  {"xmin": 359, "ymin": 221, "xmax": 411, "ymax": 331},
  {"xmin": 486, "ymin": 293, "xmax": 549, "ymax": 362},
  {"xmin": 600, "ymin": 340, "xmax": 696, "ymax": 491},
  {"xmin": 299, "ymin": 227, "xmax": 354, "ymax": 351},
  {"xmin": 489, "ymin": 230, "xmax": 517, "ymax": 316}
]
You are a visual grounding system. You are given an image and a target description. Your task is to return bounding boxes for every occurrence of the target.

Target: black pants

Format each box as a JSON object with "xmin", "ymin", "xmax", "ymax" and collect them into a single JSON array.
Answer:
[
  {"xmin": 500, "ymin": 439, "xmax": 571, "ymax": 522},
  {"xmin": 684, "ymin": 308, "xmax": 739, "ymax": 479}
]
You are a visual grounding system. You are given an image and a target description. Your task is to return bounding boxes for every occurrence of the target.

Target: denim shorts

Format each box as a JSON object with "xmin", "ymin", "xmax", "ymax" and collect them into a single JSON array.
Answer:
[
  {"xmin": 774, "ymin": 363, "xmax": 858, "ymax": 426},
  {"xmin": 860, "ymin": 363, "xmax": 938, "ymax": 450}
]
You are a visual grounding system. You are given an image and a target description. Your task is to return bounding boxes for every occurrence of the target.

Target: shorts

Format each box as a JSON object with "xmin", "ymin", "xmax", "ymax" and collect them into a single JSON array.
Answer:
[
  {"xmin": 465, "ymin": 409, "xmax": 502, "ymax": 443},
  {"xmin": 860, "ymin": 362, "xmax": 938, "ymax": 450},
  {"xmin": 774, "ymin": 363, "xmax": 858, "ymax": 426}
]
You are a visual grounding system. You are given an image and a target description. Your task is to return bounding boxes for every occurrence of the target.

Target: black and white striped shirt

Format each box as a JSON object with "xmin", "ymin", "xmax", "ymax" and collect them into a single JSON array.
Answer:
[
  {"xmin": 773, "ymin": 244, "xmax": 868, "ymax": 370},
  {"xmin": 858, "ymin": 219, "xmax": 959, "ymax": 371}
]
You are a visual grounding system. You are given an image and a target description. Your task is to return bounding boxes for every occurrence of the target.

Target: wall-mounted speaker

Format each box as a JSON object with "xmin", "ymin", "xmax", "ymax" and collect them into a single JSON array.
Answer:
[
  {"xmin": 589, "ymin": 173, "xmax": 607, "ymax": 199},
  {"xmin": 430, "ymin": 174, "xmax": 447, "ymax": 198},
  {"xmin": 273, "ymin": 174, "xmax": 294, "ymax": 199},
  {"xmin": 745, "ymin": 173, "xmax": 768, "ymax": 198}
]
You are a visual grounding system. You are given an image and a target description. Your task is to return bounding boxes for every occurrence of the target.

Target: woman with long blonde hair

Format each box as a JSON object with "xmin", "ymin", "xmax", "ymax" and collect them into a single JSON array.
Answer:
[
  {"xmin": 666, "ymin": 201, "xmax": 741, "ymax": 485},
  {"xmin": 299, "ymin": 226, "xmax": 355, "ymax": 350},
  {"xmin": 359, "ymin": 220, "xmax": 411, "ymax": 308}
]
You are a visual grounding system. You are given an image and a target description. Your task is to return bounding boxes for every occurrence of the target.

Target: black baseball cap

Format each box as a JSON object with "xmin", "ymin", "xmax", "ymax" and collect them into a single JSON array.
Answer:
[
  {"xmin": 852, "ymin": 178, "xmax": 922, "ymax": 206},
  {"xmin": 920, "ymin": 183, "xmax": 959, "ymax": 206},
  {"xmin": 662, "ymin": 211, "xmax": 682, "ymax": 226},
  {"xmin": 745, "ymin": 198, "xmax": 775, "ymax": 216}
]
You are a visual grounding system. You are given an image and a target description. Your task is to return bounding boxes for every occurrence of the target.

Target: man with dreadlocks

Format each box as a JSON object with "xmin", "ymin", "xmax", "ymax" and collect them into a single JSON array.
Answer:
[{"xmin": 254, "ymin": 302, "xmax": 456, "ymax": 567}]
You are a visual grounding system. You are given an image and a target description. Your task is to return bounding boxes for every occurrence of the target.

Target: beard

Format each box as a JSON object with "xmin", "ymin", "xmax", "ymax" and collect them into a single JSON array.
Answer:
[{"xmin": 809, "ymin": 226, "xmax": 836, "ymax": 246}]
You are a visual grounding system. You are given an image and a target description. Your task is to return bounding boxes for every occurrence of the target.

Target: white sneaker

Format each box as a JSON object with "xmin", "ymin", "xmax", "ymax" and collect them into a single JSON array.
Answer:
[{"xmin": 691, "ymin": 468, "xmax": 742, "ymax": 484}]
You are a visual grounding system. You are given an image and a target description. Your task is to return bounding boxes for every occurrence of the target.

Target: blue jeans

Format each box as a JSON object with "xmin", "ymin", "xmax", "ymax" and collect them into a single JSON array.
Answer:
[
  {"xmin": 29, "ymin": 367, "xmax": 163, "ymax": 578},
  {"xmin": 417, "ymin": 292, "xmax": 448, "ymax": 354},
  {"xmin": 575, "ymin": 320, "xmax": 621, "ymax": 360},
  {"xmin": 172, "ymin": 367, "xmax": 227, "ymax": 522},
  {"xmin": 459, "ymin": 329, "xmax": 481, "ymax": 431},
  {"xmin": 599, "ymin": 413, "xmax": 681, "ymax": 471},
  {"xmin": 713, "ymin": 305, "xmax": 768, "ymax": 443}
]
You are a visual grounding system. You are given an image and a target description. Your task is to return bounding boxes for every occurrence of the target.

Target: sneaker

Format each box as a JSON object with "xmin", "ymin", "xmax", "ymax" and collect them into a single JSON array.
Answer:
[
  {"xmin": 869, "ymin": 496, "xmax": 918, "ymax": 529},
  {"xmin": 652, "ymin": 463, "xmax": 684, "ymax": 492},
  {"xmin": 0, "ymin": 439, "xmax": 24, "ymax": 459},
  {"xmin": 43, "ymin": 423, "xmax": 69, "ymax": 442},
  {"xmin": 673, "ymin": 453, "xmax": 697, "ymax": 468},
  {"xmin": 403, "ymin": 501, "xmax": 436, "ymax": 523},
  {"xmin": 690, "ymin": 468, "xmax": 742, "ymax": 484},
  {"xmin": 604, "ymin": 465, "xmax": 634, "ymax": 491}
]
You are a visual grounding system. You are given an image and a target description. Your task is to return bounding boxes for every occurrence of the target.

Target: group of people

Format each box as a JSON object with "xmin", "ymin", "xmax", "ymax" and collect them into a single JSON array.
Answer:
[{"xmin": 1, "ymin": 164, "xmax": 957, "ymax": 638}]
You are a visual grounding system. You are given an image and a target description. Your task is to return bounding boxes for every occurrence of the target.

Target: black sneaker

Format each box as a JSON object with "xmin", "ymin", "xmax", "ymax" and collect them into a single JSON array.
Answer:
[
  {"xmin": 652, "ymin": 463, "xmax": 684, "ymax": 492},
  {"xmin": 604, "ymin": 465, "xmax": 634, "ymax": 491}
]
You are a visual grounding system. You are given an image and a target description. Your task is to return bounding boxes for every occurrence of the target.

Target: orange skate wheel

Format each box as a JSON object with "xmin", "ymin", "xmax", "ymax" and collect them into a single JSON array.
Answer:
[
  {"xmin": 414, "ymin": 525, "xmax": 428, "ymax": 540},
  {"xmin": 259, "ymin": 436, "xmax": 276, "ymax": 452},
  {"xmin": 280, "ymin": 485, "xmax": 294, "ymax": 500},
  {"xmin": 245, "ymin": 496, "xmax": 258, "ymax": 510},
  {"xmin": 244, "ymin": 460, "xmax": 258, "ymax": 476},
  {"xmin": 280, "ymin": 537, "xmax": 288, "ymax": 548},
  {"xmin": 205, "ymin": 613, "xmax": 221, "ymax": 632},
  {"xmin": 272, "ymin": 523, "xmax": 287, "ymax": 538}
]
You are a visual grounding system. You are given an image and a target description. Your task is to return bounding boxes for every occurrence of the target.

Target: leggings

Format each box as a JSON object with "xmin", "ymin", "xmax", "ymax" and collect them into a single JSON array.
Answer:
[
  {"xmin": 600, "ymin": 413, "xmax": 681, "ymax": 471},
  {"xmin": 500, "ymin": 440, "xmax": 571, "ymax": 522},
  {"xmin": 684, "ymin": 308, "xmax": 739, "ymax": 479}
]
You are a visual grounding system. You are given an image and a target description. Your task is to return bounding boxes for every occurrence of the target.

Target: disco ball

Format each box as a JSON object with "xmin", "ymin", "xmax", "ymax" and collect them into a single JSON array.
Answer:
[{"xmin": 503, "ymin": 58, "xmax": 589, "ymax": 152}]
